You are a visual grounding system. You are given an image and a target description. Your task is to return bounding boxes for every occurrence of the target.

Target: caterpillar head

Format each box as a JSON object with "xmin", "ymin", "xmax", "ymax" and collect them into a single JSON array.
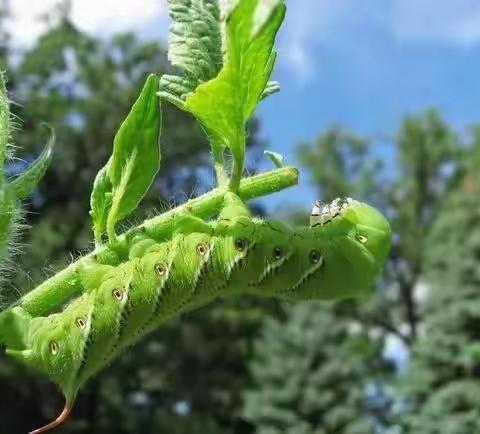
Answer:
[
  {"xmin": 278, "ymin": 198, "xmax": 391, "ymax": 301},
  {"xmin": 312, "ymin": 198, "xmax": 390, "ymax": 262}
]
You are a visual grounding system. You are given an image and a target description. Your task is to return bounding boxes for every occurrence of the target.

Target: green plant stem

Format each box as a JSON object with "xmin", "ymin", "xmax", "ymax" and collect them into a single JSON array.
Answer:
[
  {"xmin": 229, "ymin": 133, "xmax": 246, "ymax": 192},
  {"xmin": 1, "ymin": 167, "xmax": 298, "ymax": 323}
]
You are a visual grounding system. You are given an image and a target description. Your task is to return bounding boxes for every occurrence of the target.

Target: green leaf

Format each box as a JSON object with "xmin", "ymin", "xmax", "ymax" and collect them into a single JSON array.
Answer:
[
  {"xmin": 9, "ymin": 125, "xmax": 55, "ymax": 200},
  {"xmin": 183, "ymin": 0, "xmax": 285, "ymax": 186},
  {"xmin": 264, "ymin": 150, "xmax": 284, "ymax": 168},
  {"xmin": 168, "ymin": 0, "xmax": 223, "ymax": 84},
  {"xmin": 159, "ymin": 0, "xmax": 223, "ymax": 107},
  {"xmin": 90, "ymin": 74, "xmax": 161, "ymax": 243},
  {"xmin": 159, "ymin": 74, "xmax": 195, "ymax": 109},
  {"xmin": 90, "ymin": 165, "xmax": 113, "ymax": 244}
]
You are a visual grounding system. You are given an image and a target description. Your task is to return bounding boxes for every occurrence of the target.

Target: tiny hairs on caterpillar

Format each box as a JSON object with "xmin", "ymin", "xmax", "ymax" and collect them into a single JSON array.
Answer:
[{"xmin": 5, "ymin": 193, "xmax": 391, "ymax": 433}]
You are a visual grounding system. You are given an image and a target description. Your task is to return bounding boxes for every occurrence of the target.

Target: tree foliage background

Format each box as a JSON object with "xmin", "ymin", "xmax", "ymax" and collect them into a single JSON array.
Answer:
[{"xmin": 1, "ymin": 1, "xmax": 479, "ymax": 433}]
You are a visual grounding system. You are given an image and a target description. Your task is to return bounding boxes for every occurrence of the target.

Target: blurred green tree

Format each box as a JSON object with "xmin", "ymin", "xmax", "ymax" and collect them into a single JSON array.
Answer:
[
  {"xmin": 388, "ymin": 110, "xmax": 459, "ymax": 342},
  {"xmin": 399, "ymin": 134, "xmax": 480, "ymax": 433},
  {"xmin": 242, "ymin": 303, "xmax": 386, "ymax": 434},
  {"xmin": 297, "ymin": 126, "xmax": 379, "ymax": 201}
]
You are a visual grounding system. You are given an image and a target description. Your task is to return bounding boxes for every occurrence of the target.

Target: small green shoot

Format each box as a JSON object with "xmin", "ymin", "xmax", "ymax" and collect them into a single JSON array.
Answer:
[{"xmin": 264, "ymin": 150, "xmax": 284, "ymax": 168}]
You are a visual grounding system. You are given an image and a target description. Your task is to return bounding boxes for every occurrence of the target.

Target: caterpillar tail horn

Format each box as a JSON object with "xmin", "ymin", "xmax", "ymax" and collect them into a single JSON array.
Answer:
[{"xmin": 29, "ymin": 401, "xmax": 72, "ymax": 434}]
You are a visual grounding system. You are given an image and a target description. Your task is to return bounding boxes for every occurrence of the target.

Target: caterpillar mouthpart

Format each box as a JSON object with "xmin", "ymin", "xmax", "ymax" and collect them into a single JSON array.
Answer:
[
  {"xmin": 310, "ymin": 197, "xmax": 358, "ymax": 227},
  {"xmin": 29, "ymin": 401, "xmax": 71, "ymax": 434}
]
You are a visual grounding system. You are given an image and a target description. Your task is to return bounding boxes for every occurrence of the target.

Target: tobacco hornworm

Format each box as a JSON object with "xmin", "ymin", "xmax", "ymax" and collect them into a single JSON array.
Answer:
[{"xmin": 5, "ymin": 192, "xmax": 391, "ymax": 433}]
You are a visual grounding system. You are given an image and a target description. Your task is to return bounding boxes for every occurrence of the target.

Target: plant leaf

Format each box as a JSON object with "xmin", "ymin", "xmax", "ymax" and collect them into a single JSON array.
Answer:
[
  {"xmin": 160, "ymin": 0, "xmax": 285, "ymax": 190},
  {"xmin": 93, "ymin": 74, "xmax": 161, "ymax": 242},
  {"xmin": 159, "ymin": 0, "xmax": 223, "ymax": 106},
  {"xmin": 10, "ymin": 126, "xmax": 55, "ymax": 200},
  {"xmin": 183, "ymin": 0, "xmax": 285, "ymax": 170},
  {"xmin": 168, "ymin": 0, "xmax": 223, "ymax": 83},
  {"xmin": 159, "ymin": 74, "xmax": 195, "ymax": 109}
]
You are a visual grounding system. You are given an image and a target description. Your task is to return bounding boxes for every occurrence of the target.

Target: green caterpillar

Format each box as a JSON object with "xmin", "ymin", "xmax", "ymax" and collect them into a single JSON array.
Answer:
[{"xmin": 4, "ymin": 192, "xmax": 390, "ymax": 433}]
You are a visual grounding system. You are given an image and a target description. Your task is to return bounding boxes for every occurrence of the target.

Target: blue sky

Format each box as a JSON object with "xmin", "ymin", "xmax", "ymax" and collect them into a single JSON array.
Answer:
[
  {"xmin": 8, "ymin": 0, "xmax": 480, "ymax": 211},
  {"xmin": 257, "ymin": 0, "xmax": 480, "ymax": 210}
]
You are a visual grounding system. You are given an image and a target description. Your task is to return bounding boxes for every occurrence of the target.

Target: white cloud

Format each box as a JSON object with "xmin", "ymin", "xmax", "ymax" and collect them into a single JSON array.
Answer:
[
  {"xmin": 277, "ymin": 0, "xmax": 350, "ymax": 81},
  {"xmin": 276, "ymin": 0, "xmax": 480, "ymax": 82},
  {"xmin": 7, "ymin": 0, "xmax": 168, "ymax": 47},
  {"xmin": 390, "ymin": 0, "xmax": 480, "ymax": 47}
]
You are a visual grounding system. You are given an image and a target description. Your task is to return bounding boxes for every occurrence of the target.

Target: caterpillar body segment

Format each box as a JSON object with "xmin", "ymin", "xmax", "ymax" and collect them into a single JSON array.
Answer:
[{"xmin": 5, "ymin": 195, "xmax": 391, "ymax": 433}]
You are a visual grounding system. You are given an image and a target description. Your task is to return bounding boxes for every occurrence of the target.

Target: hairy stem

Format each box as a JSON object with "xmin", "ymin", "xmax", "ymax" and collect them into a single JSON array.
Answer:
[
  {"xmin": 1, "ymin": 166, "xmax": 298, "ymax": 322},
  {"xmin": 0, "ymin": 70, "xmax": 9, "ymax": 183}
]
